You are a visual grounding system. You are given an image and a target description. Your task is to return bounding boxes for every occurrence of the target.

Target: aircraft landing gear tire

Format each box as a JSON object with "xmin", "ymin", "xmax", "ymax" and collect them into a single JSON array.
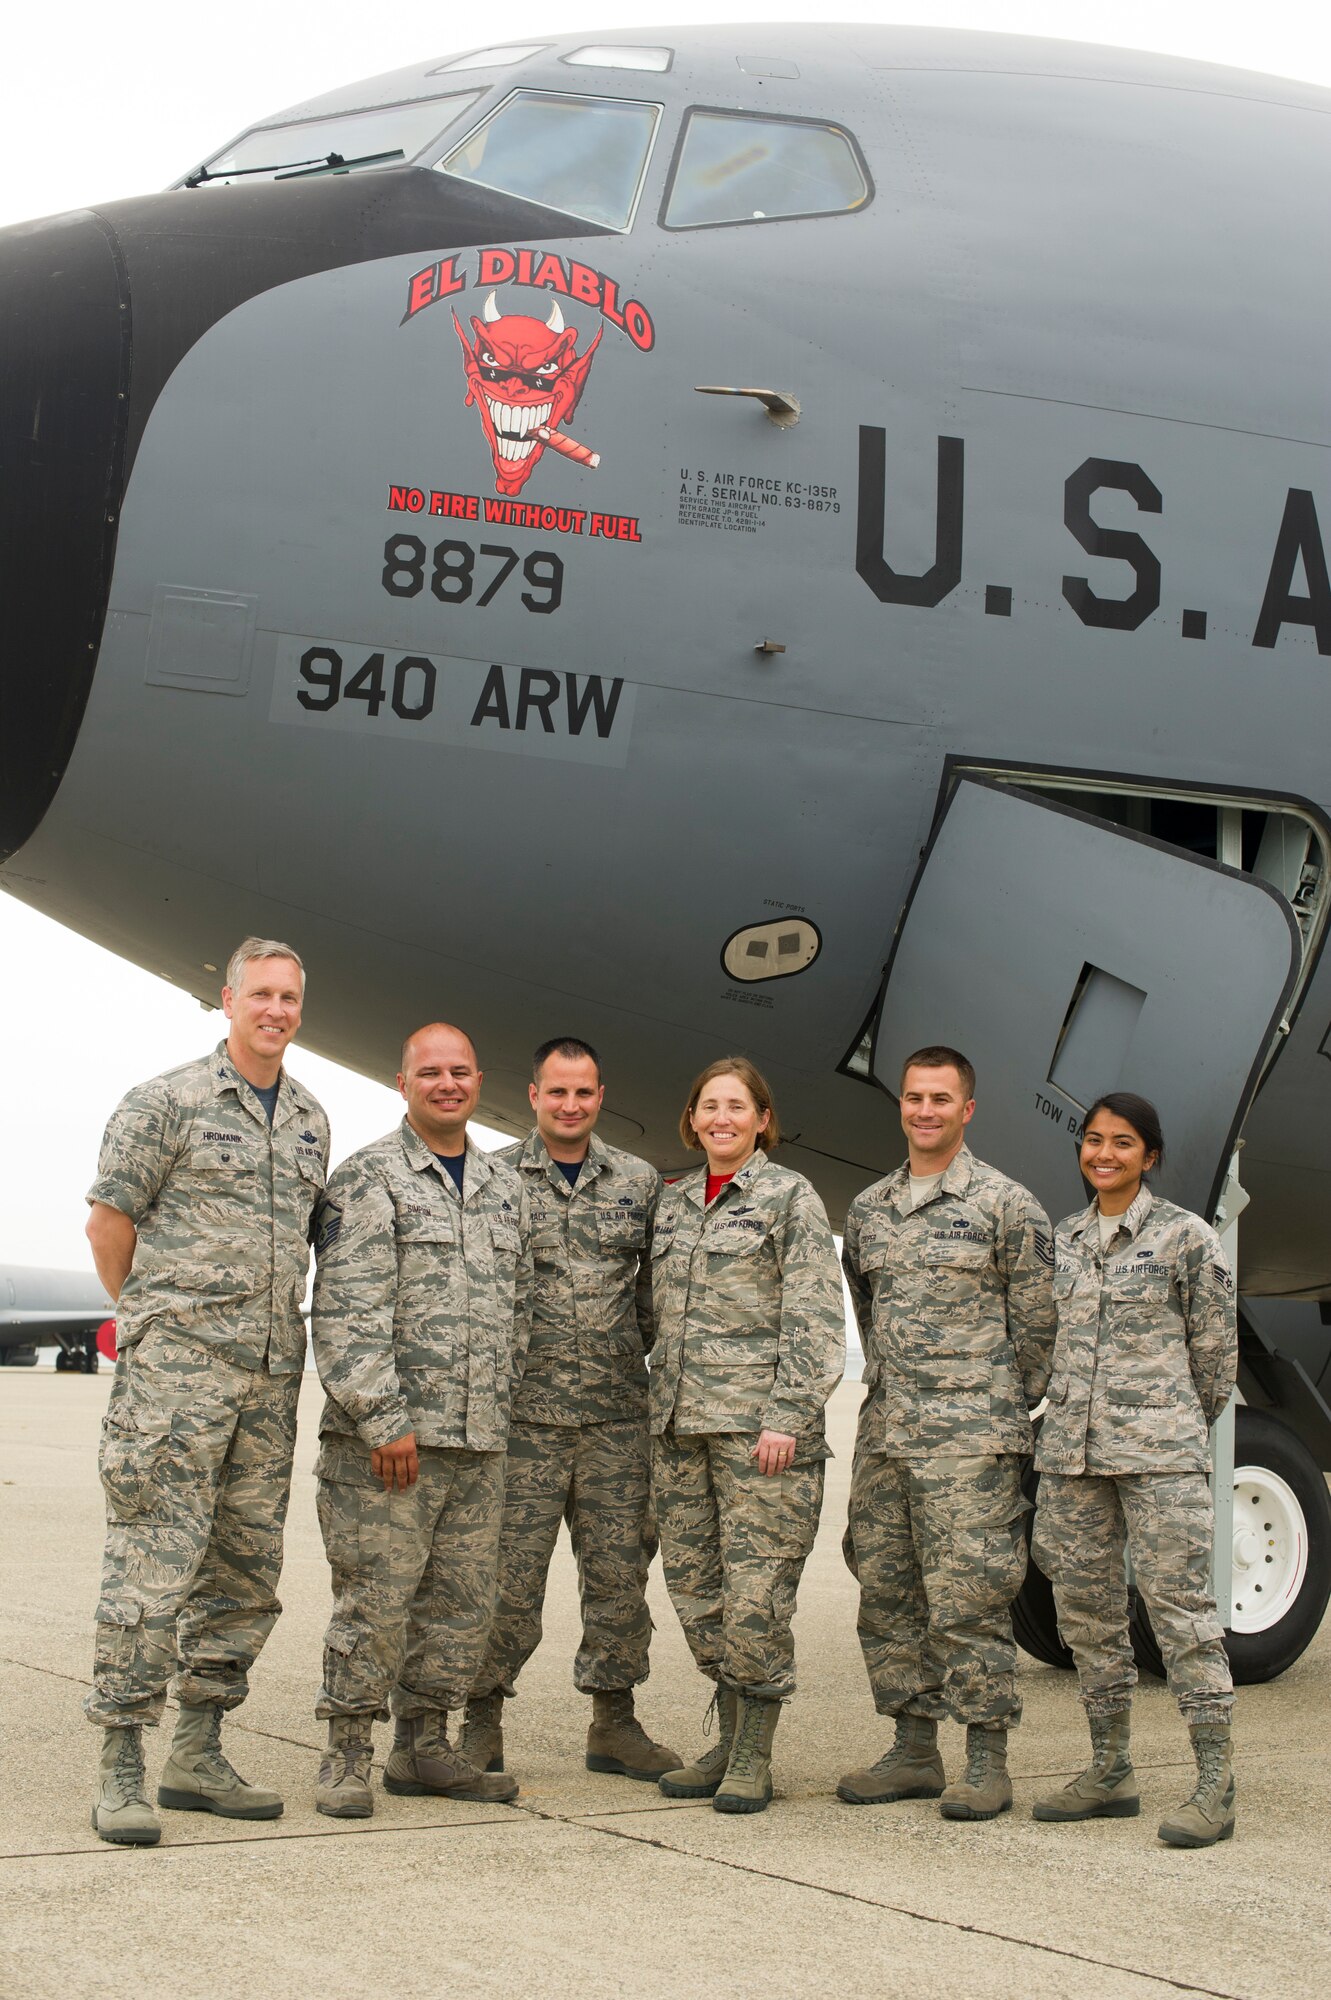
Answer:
[
  {"xmin": 80, "ymin": 1346, "xmax": 99, "ymax": 1374},
  {"xmin": 1130, "ymin": 1407, "xmax": 1331, "ymax": 1686},
  {"xmin": 1012, "ymin": 1460, "xmax": 1074, "ymax": 1671},
  {"xmin": 54, "ymin": 1349, "xmax": 71, "ymax": 1372}
]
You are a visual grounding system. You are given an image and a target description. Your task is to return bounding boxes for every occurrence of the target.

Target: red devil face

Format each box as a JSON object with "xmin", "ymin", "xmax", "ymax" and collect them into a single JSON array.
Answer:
[{"xmin": 454, "ymin": 293, "xmax": 602, "ymax": 495}]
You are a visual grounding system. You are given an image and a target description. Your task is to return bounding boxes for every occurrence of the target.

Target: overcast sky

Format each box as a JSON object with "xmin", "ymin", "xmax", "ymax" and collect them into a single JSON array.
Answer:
[{"xmin": 2, "ymin": 1, "xmax": 1329, "ymax": 1272}]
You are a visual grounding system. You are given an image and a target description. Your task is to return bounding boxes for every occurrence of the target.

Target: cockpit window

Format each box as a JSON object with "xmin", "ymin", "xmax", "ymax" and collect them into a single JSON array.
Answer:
[
  {"xmin": 437, "ymin": 90, "xmax": 660, "ymax": 232},
  {"xmin": 191, "ymin": 94, "xmax": 481, "ymax": 187},
  {"xmin": 564, "ymin": 45, "xmax": 673, "ymax": 73},
  {"xmin": 662, "ymin": 109, "xmax": 870, "ymax": 229},
  {"xmin": 430, "ymin": 45, "xmax": 548, "ymax": 72}
]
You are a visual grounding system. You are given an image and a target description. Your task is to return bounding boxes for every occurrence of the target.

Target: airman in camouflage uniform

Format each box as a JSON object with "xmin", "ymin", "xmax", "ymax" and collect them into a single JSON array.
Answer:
[
  {"xmin": 1033, "ymin": 1154, "xmax": 1236, "ymax": 1845},
  {"xmin": 650, "ymin": 1059, "xmax": 845, "ymax": 1815},
  {"xmin": 460, "ymin": 1037, "xmax": 677, "ymax": 1784},
  {"xmin": 839, "ymin": 1048, "xmax": 1055, "ymax": 1821},
  {"xmin": 310, "ymin": 1022, "xmax": 531, "ymax": 1816},
  {"xmin": 84, "ymin": 939, "xmax": 328, "ymax": 1846}
]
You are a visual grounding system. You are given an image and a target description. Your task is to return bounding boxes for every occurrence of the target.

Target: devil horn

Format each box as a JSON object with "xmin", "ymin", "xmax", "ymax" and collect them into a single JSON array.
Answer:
[
  {"xmin": 482, "ymin": 292, "xmax": 501, "ymax": 323},
  {"xmin": 546, "ymin": 300, "xmax": 565, "ymax": 333}
]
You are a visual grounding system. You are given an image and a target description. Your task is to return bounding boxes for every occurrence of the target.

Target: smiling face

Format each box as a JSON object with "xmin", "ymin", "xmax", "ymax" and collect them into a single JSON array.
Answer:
[
  {"xmin": 899, "ymin": 1063, "xmax": 974, "ymax": 1173},
  {"xmin": 222, "ymin": 955, "xmax": 303, "ymax": 1081},
  {"xmin": 531, "ymin": 1051, "xmax": 603, "ymax": 1161},
  {"xmin": 399, "ymin": 1025, "xmax": 482, "ymax": 1155},
  {"xmin": 454, "ymin": 296, "xmax": 601, "ymax": 495},
  {"xmin": 1080, "ymin": 1109, "xmax": 1158, "ymax": 1214},
  {"xmin": 689, "ymin": 1071, "xmax": 770, "ymax": 1175}
]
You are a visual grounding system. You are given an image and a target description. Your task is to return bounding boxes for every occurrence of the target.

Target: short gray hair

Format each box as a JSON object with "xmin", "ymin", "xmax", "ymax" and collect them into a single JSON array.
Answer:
[{"xmin": 225, "ymin": 937, "xmax": 306, "ymax": 994}]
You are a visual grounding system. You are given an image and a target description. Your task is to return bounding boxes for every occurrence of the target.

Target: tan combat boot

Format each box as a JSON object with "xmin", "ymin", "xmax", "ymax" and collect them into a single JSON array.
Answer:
[
  {"xmin": 1033, "ymin": 1710, "xmax": 1139, "ymax": 1821},
  {"xmin": 713, "ymin": 1693, "xmax": 781, "ymax": 1815},
  {"xmin": 157, "ymin": 1703, "xmax": 283, "ymax": 1819},
  {"xmin": 939, "ymin": 1724, "xmax": 1013, "ymax": 1821},
  {"xmin": 586, "ymin": 1690, "xmax": 679, "ymax": 1781},
  {"xmin": 315, "ymin": 1717, "xmax": 375, "ymax": 1819},
  {"xmin": 92, "ymin": 1726, "xmax": 161, "ymax": 1846},
  {"xmin": 837, "ymin": 1713, "xmax": 946, "ymax": 1805},
  {"xmin": 383, "ymin": 1712, "xmax": 519, "ymax": 1803},
  {"xmin": 659, "ymin": 1684, "xmax": 738, "ymax": 1798},
  {"xmin": 1158, "ymin": 1722, "xmax": 1236, "ymax": 1848},
  {"xmin": 458, "ymin": 1691, "xmax": 505, "ymax": 1773}
]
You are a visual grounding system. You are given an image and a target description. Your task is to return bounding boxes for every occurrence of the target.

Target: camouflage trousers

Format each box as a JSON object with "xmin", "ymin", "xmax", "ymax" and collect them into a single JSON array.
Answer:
[
  {"xmin": 844, "ymin": 1441, "xmax": 1029, "ymax": 1727},
  {"xmin": 1032, "ymin": 1470, "xmax": 1234, "ymax": 1723},
  {"xmin": 315, "ymin": 1435, "xmax": 505, "ymax": 1721},
  {"xmin": 653, "ymin": 1430, "xmax": 824, "ymax": 1702},
  {"xmin": 471, "ymin": 1419, "xmax": 655, "ymax": 1700},
  {"xmin": 86, "ymin": 1330, "xmax": 300, "ymax": 1728}
]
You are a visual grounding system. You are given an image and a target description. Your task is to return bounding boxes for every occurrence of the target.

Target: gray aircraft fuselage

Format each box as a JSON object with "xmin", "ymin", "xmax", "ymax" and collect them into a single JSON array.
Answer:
[{"xmin": 3, "ymin": 25, "xmax": 1331, "ymax": 1292}]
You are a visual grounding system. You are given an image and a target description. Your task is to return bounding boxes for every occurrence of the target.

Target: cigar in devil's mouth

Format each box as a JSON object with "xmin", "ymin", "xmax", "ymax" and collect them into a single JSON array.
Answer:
[{"xmin": 537, "ymin": 425, "xmax": 601, "ymax": 468}]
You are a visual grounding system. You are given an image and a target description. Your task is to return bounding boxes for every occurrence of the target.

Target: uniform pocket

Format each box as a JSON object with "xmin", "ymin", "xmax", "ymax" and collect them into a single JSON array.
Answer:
[
  {"xmin": 323, "ymin": 1617, "xmax": 361, "ymax": 1659},
  {"xmin": 316, "ymin": 1442, "xmax": 370, "ymax": 1571},
  {"xmin": 1106, "ymin": 1381, "xmax": 1173, "ymax": 1409},
  {"xmin": 98, "ymin": 1403, "xmax": 173, "ymax": 1522},
  {"xmin": 921, "ymin": 1239, "xmax": 990, "ymax": 1269},
  {"xmin": 724, "ymin": 1452, "xmax": 825, "ymax": 1562},
  {"xmin": 916, "ymin": 1356, "xmax": 989, "ymax": 1393},
  {"xmin": 705, "ymin": 1227, "xmax": 769, "ymax": 1258},
  {"xmin": 187, "ymin": 1141, "xmax": 256, "ymax": 1175},
  {"xmin": 598, "ymin": 1206, "xmax": 647, "ymax": 1253},
  {"xmin": 398, "ymin": 1211, "xmax": 455, "ymax": 1245},
  {"xmin": 490, "ymin": 1219, "xmax": 521, "ymax": 1281}
]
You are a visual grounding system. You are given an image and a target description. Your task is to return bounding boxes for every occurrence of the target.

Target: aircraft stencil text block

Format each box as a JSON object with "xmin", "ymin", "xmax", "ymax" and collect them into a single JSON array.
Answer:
[{"xmin": 269, "ymin": 635, "xmax": 636, "ymax": 769}]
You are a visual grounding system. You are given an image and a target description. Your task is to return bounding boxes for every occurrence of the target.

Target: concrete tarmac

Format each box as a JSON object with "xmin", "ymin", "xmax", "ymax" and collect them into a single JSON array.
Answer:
[{"xmin": 2, "ymin": 1370, "xmax": 1328, "ymax": 2000}]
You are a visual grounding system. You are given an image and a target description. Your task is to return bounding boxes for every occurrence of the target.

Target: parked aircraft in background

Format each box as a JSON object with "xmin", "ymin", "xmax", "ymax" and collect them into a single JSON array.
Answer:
[
  {"xmin": 0, "ymin": 1265, "xmax": 113, "ymax": 1370},
  {"xmin": 2, "ymin": 23, "xmax": 1329, "ymax": 1674}
]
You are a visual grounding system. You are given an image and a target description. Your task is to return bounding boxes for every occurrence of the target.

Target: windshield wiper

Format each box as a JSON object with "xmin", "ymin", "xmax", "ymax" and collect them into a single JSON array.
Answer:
[
  {"xmin": 277, "ymin": 148, "xmax": 404, "ymax": 180},
  {"xmin": 183, "ymin": 148, "xmax": 404, "ymax": 189}
]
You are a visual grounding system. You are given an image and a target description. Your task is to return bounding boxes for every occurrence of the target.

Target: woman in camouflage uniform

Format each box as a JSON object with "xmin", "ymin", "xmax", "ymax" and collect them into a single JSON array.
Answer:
[
  {"xmin": 1031, "ymin": 1092, "xmax": 1238, "ymax": 1847},
  {"xmin": 648, "ymin": 1059, "xmax": 845, "ymax": 1814}
]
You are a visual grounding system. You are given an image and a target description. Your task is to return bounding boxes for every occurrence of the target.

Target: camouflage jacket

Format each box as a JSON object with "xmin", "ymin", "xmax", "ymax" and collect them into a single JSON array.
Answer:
[
  {"xmin": 86, "ymin": 1041, "xmax": 329, "ymax": 1374},
  {"xmin": 497, "ymin": 1129, "xmax": 660, "ymax": 1427},
  {"xmin": 843, "ymin": 1146, "xmax": 1056, "ymax": 1457},
  {"xmin": 648, "ymin": 1151, "xmax": 845, "ymax": 1455},
  {"xmin": 1035, "ymin": 1188, "xmax": 1236, "ymax": 1476},
  {"xmin": 312, "ymin": 1121, "xmax": 532, "ymax": 1452}
]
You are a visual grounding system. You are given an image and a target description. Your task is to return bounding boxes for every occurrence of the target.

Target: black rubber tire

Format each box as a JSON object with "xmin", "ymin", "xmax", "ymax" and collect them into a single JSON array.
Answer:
[
  {"xmin": 80, "ymin": 1345, "xmax": 99, "ymax": 1374},
  {"xmin": 54, "ymin": 1348, "xmax": 71, "ymax": 1372},
  {"xmin": 1131, "ymin": 1406, "xmax": 1331, "ymax": 1686},
  {"xmin": 1012, "ymin": 1459, "xmax": 1075, "ymax": 1671}
]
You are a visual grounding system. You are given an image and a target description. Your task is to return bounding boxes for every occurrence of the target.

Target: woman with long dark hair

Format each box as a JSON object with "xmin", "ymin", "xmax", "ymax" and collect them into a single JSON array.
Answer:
[{"xmin": 1031, "ymin": 1092, "xmax": 1238, "ymax": 1846}]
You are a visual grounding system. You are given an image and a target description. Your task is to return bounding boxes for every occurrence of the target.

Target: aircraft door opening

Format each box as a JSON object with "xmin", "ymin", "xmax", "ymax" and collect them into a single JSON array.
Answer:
[{"xmin": 869, "ymin": 776, "xmax": 1303, "ymax": 1225}]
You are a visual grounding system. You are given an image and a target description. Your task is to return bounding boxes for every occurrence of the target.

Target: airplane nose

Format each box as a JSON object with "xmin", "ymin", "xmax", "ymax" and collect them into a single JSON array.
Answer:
[{"xmin": 0, "ymin": 207, "xmax": 129, "ymax": 861}]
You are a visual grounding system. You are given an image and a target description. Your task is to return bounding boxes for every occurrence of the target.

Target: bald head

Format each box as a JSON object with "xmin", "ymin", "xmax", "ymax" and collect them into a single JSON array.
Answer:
[
  {"xmin": 400, "ymin": 1022, "xmax": 478, "ymax": 1075},
  {"xmin": 398, "ymin": 1023, "xmax": 482, "ymax": 1154}
]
